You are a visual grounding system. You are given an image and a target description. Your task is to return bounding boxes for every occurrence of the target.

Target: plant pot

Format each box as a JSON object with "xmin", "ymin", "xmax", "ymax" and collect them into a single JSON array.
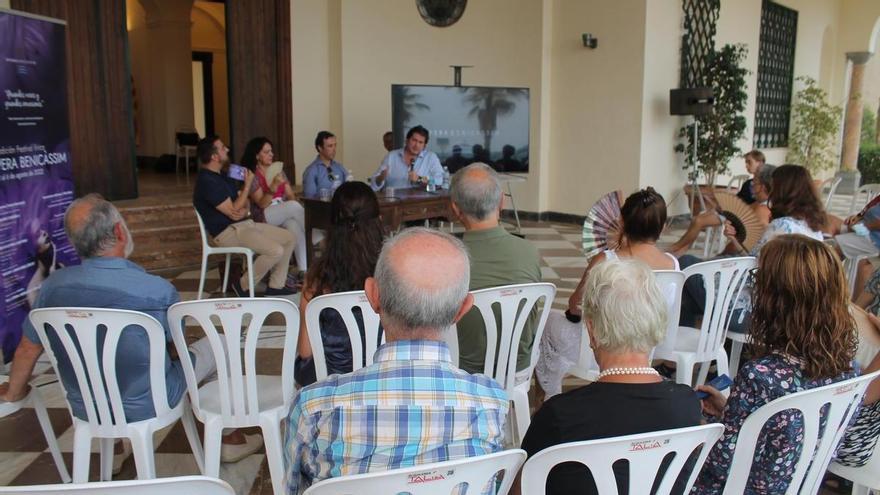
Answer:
[{"xmin": 682, "ymin": 184, "xmax": 731, "ymax": 214}]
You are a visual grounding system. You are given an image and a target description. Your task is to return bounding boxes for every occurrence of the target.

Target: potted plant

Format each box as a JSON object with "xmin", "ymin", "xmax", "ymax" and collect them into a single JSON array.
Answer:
[
  {"xmin": 786, "ymin": 76, "xmax": 842, "ymax": 176},
  {"xmin": 676, "ymin": 43, "xmax": 750, "ymax": 198}
]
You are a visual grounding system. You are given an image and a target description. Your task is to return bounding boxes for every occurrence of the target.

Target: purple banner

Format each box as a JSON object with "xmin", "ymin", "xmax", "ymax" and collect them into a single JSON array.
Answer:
[{"xmin": 0, "ymin": 10, "xmax": 78, "ymax": 362}]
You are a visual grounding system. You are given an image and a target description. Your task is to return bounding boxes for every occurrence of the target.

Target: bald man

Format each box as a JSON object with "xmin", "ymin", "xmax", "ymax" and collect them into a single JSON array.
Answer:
[
  {"xmin": 0, "ymin": 194, "xmax": 262, "ymax": 465},
  {"xmin": 283, "ymin": 227, "xmax": 509, "ymax": 494},
  {"xmin": 449, "ymin": 163, "xmax": 542, "ymax": 378}
]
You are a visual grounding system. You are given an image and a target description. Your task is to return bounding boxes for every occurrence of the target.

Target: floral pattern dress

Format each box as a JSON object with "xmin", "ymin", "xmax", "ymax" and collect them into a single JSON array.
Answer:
[{"xmin": 692, "ymin": 353, "xmax": 856, "ymax": 494}]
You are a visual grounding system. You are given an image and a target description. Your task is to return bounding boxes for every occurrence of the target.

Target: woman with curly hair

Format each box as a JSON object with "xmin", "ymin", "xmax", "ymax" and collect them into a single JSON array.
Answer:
[
  {"xmin": 692, "ymin": 234, "xmax": 862, "ymax": 493},
  {"xmin": 294, "ymin": 182, "xmax": 385, "ymax": 386}
]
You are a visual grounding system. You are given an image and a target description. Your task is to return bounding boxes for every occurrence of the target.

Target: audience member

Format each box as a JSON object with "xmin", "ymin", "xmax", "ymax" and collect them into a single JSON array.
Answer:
[
  {"xmin": 294, "ymin": 182, "xmax": 385, "ymax": 386},
  {"xmin": 444, "ymin": 144, "xmax": 470, "ymax": 173},
  {"xmin": 520, "ymin": 259, "xmax": 702, "ymax": 495},
  {"xmin": 193, "ymin": 135, "xmax": 295, "ymax": 297},
  {"xmin": 241, "ymin": 136, "xmax": 308, "ymax": 271},
  {"xmin": 835, "ymin": 187, "xmax": 880, "ymax": 299},
  {"xmin": 0, "ymin": 194, "xmax": 261, "ymax": 465},
  {"xmin": 450, "ymin": 163, "xmax": 542, "ymax": 377},
  {"xmin": 692, "ymin": 234, "xmax": 861, "ymax": 493},
  {"xmin": 535, "ymin": 187, "xmax": 678, "ymax": 399},
  {"xmin": 301, "ymin": 131, "xmax": 350, "ymax": 198},
  {"xmin": 495, "ymin": 144, "xmax": 524, "ymax": 172},
  {"xmin": 736, "ymin": 149, "xmax": 765, "ymax": 205},
  {"xmin": 370, "ymin": 125, "xmax": 443, "ymax": 190},
  {"xmin": 282, "ymin": 228, "xmax": 508, "ymax": 493},
  {"xmin": 382, "ymin": 130, "xmax": 394, "ymax": 152}
]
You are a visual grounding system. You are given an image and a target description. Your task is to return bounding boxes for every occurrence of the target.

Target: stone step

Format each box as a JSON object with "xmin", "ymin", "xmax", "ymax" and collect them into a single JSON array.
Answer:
[
  {"xmin": 129, "ymin": 239, "xmax": 203, "ymax": 271},
  {"xmin": 130, "ymin": 219, "xmax": 200, "ymax": 244},
  {"xmin": 120, "ymin": 203, "xmax": 196, "ymax": 226}
]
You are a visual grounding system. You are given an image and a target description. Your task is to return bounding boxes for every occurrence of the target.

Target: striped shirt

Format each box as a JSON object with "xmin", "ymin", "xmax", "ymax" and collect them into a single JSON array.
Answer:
[{"xmin": 282, "ymin": 339, "xmax": 509, "ymax": 494}]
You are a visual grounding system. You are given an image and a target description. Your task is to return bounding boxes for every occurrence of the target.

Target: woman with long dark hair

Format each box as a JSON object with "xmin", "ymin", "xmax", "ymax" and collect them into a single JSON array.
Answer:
[
  {"xmin": 240, "ymin": 137, "xmax": 308, "ymax": 271},
  {"xmin": 294, "ymin": 181, "xmax": 385, "ymax": 385}
]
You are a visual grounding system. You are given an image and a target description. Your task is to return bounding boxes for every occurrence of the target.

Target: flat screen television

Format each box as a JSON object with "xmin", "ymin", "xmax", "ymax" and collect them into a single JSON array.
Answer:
[{"xmin": 391, "ymin": 84, "xmax": 530, "ymax": 174}]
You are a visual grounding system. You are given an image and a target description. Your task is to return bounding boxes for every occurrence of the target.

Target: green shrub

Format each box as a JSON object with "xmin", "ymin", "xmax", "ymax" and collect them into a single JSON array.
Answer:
[{"xmin": 859, "ymin": 144, "xmax": 880, "ymax": 185}]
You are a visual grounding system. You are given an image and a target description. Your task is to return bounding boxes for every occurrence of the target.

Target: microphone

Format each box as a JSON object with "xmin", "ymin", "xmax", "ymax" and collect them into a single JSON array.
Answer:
[{"xmin": 409, "ymin": 157, "xmax": 415, "ymax": 171}]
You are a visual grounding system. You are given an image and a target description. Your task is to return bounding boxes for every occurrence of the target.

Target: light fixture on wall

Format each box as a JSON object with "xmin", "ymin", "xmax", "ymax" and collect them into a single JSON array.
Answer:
[{"xmin": 582, "ymin": 33, "xmax": 598, "ymax": 49}]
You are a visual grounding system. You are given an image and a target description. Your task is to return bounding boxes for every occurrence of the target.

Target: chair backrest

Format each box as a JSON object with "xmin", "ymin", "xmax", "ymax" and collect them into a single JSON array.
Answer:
[
  {"xmin": 651, "ymin": 270, "xmax": 686, "ymax": 358},
  {"xmin": 679, "ymin": 257, "xmax": 755, "ymax": 362},
  {"xmin": 28, "ymin": 308, "xmax": 172, "ymax": 431},
  {"xmin": 723, "ymin": 369, "xmax": 880, "ymax": 495},
  {"xmin": 467, "ymin": 283, "xmax": 556, "ymax": 390},
  {"xmin": 821, "ymin": 176, "xmax": 843, "ymax": 210},
  {"xmin": 167, "ymin": 298, "xmax": 299, "ymax": 421},
  {"xmin": 520, "ymin": 424, "xmax": 724, "ymax": 495},
  {"xmin": 305, "ymin": 290, "xmax": 384, "ymax": 382},
  {"xmin": 194, "ymin": 208, "xmax": 212, "ymax": 248},
  {"xmin": 0, "ymin": 475, "xmax": 235, "ymax": 494},
  {"xmin": 848, "ymin": 183, "xmax": 880, "ymax": 216},
  {"xmin": 727, "ymin": 174, "xmax": 750, "ymax": 191},
  {"xmin": 302, "ymin": 449, "xmax": 527, "ymax": 495}
]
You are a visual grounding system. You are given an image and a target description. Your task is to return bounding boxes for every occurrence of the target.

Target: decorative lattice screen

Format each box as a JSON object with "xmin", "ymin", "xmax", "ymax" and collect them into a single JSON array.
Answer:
[
  {"xmin": 680, "ymin": 0, "xmax": 720, "ymax": 88},
  {"xmin": 753, "ymin": 0, "xmax": 798, "ymax": 149}
]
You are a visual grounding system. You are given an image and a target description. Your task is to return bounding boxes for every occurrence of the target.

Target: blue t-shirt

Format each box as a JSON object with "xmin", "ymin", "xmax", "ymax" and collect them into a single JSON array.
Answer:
[
  {"xmin": 193, "ymin": 168, "xmax": 242, "ymax": 237},
  {"xmin": 23, "ymin": 257, "xmax": 186, "ymax": 422},
  {"xmin": 863, "ymin": 203, "xmax": 880, "ymax": 249}
]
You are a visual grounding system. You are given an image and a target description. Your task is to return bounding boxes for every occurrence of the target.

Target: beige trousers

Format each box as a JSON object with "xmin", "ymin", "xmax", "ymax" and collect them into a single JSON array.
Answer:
[{"xmin": 213, "ymin": 220, "xmax": 296, "ymax": 290}]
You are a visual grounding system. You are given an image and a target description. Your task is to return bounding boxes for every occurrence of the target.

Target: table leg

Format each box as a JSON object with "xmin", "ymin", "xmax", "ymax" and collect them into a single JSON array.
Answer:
[{"xmin": 507, "ymin": 182, "xmax": 522, "ymax": 233}]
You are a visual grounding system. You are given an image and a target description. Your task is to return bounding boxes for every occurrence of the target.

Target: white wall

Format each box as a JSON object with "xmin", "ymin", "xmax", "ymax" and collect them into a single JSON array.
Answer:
[
  {"xmin": 191, "ymin": 1, "xmax": 229, "ymax": 144},
  {"xmin": 0, "ymin": 1, "xmax": 10, "ymax": 10}
]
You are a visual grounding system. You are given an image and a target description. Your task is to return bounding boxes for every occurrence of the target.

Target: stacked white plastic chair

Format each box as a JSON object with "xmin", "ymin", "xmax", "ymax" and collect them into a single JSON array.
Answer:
[
  {"xmin": 520, "ymin": 424, "xmax": 724, "ymax": 494},
  {"xmin": 168, "ymin": 298, "xmax": 299, "ymax": 495},
  {"xmin": 28, "ymin": 308, "xmax": 204, "ymax": 482}
]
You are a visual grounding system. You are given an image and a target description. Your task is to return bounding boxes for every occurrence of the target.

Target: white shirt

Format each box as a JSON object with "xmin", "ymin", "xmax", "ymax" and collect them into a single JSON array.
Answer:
[{"xmin": 370, "ymin": 148, "xmax": 443, "ymax": 190}]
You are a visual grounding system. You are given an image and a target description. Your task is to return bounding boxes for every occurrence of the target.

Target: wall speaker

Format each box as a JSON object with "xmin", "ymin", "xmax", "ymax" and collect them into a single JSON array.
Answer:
[{"xmin": 669, "ymin": 87, "xmax": 715, "ymax": 116}]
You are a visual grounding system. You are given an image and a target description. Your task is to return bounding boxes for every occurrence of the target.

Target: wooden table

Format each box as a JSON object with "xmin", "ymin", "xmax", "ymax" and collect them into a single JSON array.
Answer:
[{"xmin": 301, "ymin": 187, "xmax": 453, "ymax": 265}]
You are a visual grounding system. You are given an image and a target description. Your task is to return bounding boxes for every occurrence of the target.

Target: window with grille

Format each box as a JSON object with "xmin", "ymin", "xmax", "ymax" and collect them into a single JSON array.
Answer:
[
  {"xmin": 680, "ymin": 0, "xmax": 720, "ymax": 88},
  {"xmin": 753, "ymin": 0, "xmax": 798, "ymax": 149}
]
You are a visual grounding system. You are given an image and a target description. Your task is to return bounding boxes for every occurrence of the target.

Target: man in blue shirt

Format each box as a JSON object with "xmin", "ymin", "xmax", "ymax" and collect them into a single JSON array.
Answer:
[
  {"xmin": 370, "ymin": 125, "xmax": 444, "ymax": 190},
  {"xmin": 301, "ymin": 131, "xmax": 349, "ymax": 197},
  {"xmin": 0, "ymin": 194, "xmax": 262, "ymax": 463}
]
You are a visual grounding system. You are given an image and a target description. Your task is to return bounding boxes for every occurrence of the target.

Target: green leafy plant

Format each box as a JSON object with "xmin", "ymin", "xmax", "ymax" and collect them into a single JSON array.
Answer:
[
  {"xmin": 862, "ymin": 106, "xmax": 877, "ymax": 146},
  {"xmin": 858, "ymin": 144, "xmax": 880, "ymax": 184},
  {"xmin": 675, "ymin": 44, "xmax": 749, "ymax": 187},
  {"xmin": 786, "ymin": 76, "xmax": 843, "ymax": 174}
]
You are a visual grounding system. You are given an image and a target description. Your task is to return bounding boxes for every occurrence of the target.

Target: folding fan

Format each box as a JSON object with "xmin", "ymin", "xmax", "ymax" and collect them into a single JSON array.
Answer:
[
  {"xmin": 582, "ymin": 190, "xmax": 624, "ymax": 260},
  {"xmin": 713, "ymin": 191, "xmax": 765, "ymax": 251},
  {"xmin": 264, "ymin": 161, "xmax": 285, "ymax": 184}
]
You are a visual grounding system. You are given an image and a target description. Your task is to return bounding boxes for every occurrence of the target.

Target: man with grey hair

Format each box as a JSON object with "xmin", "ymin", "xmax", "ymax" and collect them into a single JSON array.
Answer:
[
  {"xmin": 0, "ymin": 194, "xmax": 262, "ymax": 466},
  {"xmin": 449, "ymin": 163, "xmax": 542, "ymax": 377},
  {"xmin": 282, "ymin": 227, "xmax": 509, "ymax": 494}
]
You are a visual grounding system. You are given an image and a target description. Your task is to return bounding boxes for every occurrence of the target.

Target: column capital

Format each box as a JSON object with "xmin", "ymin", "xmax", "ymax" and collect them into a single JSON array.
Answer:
[{"xmin": 846, "ymin": 51, "xmax": 873, "ymax": 65}]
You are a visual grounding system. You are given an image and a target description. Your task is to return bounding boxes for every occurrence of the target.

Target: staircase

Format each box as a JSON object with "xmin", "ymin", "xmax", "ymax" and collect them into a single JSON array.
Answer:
[{"xmin": 120, "ymin": 201, "xmax": 203, "ymax": 272}]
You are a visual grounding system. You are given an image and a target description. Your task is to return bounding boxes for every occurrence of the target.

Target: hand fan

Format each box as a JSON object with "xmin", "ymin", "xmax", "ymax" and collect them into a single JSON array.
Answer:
[
  {"xmin": 582, "ymin": 190, "xmax": 624, "ymax": 260},
  {"xmin": 713, "ymin": 191, "xmax": 765, "ymax": 251},
  {"xmin": 264, "ymin": 161, "xmax": 285, "ymax": 184}
]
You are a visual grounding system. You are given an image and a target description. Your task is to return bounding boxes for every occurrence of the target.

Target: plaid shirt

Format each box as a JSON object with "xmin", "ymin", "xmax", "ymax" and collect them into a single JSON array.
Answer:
[{"xmin": 282, "ymin": 339, "xmax": 509, "ymax": 494}]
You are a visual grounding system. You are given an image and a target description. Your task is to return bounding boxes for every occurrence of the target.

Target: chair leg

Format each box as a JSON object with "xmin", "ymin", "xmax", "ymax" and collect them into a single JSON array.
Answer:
[
  {"xmin": 696, "ymin": 362, "xmax": 710, "ymax": 387},
  {"xmin": 675, "ymin": 356, "xmax": 695, "ymax": 387},
  {"xmin": 129, "ymin": 426, "xmax": 157, "ymax": 480},
  {"xmin": 260, "ymin": 416, "xmax": 286, "ymax": 495},
  {"xmin": 30, "ymin": 391, "xmax": 71, "ymax": 482},
  {"xmin": 245, "ymin": 253, "xmax": 255, "ymax": 298},
  {"xmin": 729, "ymin": 340, "xmax": 743, "ymax": 379},
  {"xmin": 181, "ymin": 405, "xmax": 205, "ymax": 474},
  {"xmin": 99, "ymin": 438, "xmax": 113, "ymax": 481},
  {"xmin": 222, "ymin": 254, "xmax": 232, "ymax": 294},
  {"xmin": 198, "ymin": 254, "xmax": 209, "ymax": 300},
  {"xmin": 203, "ymin": 417, "xmax": 224, "ymax": 478},
  {"xmin": 71, "ymin": 427, "xmax": 92, "ymax": 483}
]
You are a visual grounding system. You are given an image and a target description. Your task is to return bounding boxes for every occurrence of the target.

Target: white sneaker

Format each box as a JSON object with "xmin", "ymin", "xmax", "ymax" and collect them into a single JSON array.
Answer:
[{"xmin": 220, "ymin": 433, "xmax": 264, "ymax": 463}]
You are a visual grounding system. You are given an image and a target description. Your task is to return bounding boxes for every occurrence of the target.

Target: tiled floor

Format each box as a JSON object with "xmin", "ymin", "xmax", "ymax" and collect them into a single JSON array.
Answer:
[{"xmin": 0, "ymin": 192, "xmax": 856, "ymax": 493}]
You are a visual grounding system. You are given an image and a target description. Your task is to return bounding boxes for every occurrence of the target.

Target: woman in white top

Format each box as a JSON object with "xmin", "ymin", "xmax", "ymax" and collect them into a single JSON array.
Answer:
[{"xmin": 536, "ymin": 188, "xmax": 677, "ymax": 400}]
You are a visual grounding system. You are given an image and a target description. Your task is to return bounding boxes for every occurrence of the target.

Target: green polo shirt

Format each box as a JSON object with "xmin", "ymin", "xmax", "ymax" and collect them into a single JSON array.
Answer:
[{"xmin": 458, "ymin": 225, "xmax": 543, "ymax": 374}]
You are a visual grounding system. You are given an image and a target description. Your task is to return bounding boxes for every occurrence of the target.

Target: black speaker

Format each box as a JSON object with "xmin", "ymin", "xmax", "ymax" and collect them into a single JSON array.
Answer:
[{"xmin": 669, "ymin": 88, "xmax": 715, "ymax": 116}]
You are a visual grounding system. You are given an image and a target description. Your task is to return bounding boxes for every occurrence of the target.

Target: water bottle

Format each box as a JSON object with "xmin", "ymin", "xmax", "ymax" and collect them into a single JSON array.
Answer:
[
  {"xmin": 426, "ymin": 176, "xmax": 436, "ymax": 193},
  {"xmin": 442, "ymin": 166, "xmax": 451, "ymax": 190},
  {"xmin": 345, "ymin": 168, "xmax": 355, "ymax": 182},
  {"xmin": 331, "ymin": 177, "xmax": 342, "ymax": 192}
]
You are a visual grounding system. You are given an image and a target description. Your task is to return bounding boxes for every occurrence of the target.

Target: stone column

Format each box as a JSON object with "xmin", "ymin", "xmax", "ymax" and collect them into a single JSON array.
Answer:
[{"xmin": 836, "ymin": 52, "xmax": 872, "ymax": 194}]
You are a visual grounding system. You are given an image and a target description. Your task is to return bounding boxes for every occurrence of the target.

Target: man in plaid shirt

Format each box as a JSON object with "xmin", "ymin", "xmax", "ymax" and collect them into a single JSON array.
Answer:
[{"xmin": 282, "ymin": 227, "xmax": 509, "ymax": 494}]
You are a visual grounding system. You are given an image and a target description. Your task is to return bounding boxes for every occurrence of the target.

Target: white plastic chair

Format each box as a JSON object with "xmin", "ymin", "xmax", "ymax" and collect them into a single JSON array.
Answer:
[
  {"xmin": 821, "ymin": 176, "xmax": 843, "ymax": 211},
  {"xmin": 722, "ymin": 370, "xmax": 880, "ymax": 495},
  {"xmin": 0, "ymin": 377, "xmax": 71, "ymax": 483},
  {"xmin": 0, "ymin": 475, "xmax": 235, "ymax": 494},
  {"xmin": 828, "ymin": 441, "xmax": 880, "ymax": 495},
  {"xmin": 467, "ymin": 282, "xmax": 556, "ymax": 444},
  {"xmin": 727, "ymin": 174, "xmax": 750, "ymax": 192},
  {"xmin": 194, "ymin": 209, "xmax": 254, "ymax": 298},
  {"xmin": 302, "ymin": 449, "xmax": 527, "ymax": 495},
  {"xmin": 520, "ymin": 423, "xmax": 724, "ymax": 495},
  {"xmin": 848, "ymin": 183, "xmax": 880, "ymax": 216},
  {"xmin": 28, "ymin": 308, "xmax": 204, "ymax": 482},
  {"xmin": 174, "ymin": 127, "xmax": 199, "ymax": 185},
  {"xmin": 653, "ymin": 257, "xmax": 755, "ymax": 387},
  {"xmin": 304, "ymin": 290, "xmax": 383, "ymax": 382},
  {"xmin": 167, "ymin": 298, "xmax": 298, "ymax": 495},
  {"xmin": 569, "ymin": 270, "xmax": 685, "ymax": 382}
]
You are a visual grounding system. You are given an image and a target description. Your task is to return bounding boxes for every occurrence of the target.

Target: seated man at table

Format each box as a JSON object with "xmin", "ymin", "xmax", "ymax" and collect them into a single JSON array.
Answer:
[
  {"xmin": 301, "ymin": 130, "xmax": 349, "ymax": 197},
  {"xmin": 193, "ymin": 135, "xmax": 296, "ymax": 296},
  {"xmin": 0, "ymin": 194, "xmax": 262, "ymax": 464},
  {"xmin": 450, "ymin": 163, "xmax": 542, "ymax": 378},
  {"xmin": 370, "ymin": 125, "xmax": 443, "ymax": 191},
  {"xmin": 282, "ymin": 227, "xmax": 508, "ymax": 494}
]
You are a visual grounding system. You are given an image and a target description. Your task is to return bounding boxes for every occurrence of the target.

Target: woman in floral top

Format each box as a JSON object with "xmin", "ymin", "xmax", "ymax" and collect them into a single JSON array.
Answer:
[{"xmin": 692, "ymin": 235, "xmax": 859, "ymax": 493}]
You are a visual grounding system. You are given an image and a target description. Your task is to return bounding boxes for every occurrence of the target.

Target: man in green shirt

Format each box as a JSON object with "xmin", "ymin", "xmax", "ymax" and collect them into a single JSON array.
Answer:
[{"xmin": 450, "ymin": 163, "xmax": 542, "ymax": 378}]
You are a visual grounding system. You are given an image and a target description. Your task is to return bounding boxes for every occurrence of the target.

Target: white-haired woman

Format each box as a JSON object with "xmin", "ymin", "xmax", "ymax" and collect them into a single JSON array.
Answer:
[{"xmin": 520, "ymin": 259, "xmax": 702, "ymax": 495}]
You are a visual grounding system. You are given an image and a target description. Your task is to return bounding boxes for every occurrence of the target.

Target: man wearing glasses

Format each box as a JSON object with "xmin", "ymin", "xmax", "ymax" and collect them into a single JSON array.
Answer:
[{"xmin": 302, "ymin": 131, "xmax": 349, "ymax": 197}]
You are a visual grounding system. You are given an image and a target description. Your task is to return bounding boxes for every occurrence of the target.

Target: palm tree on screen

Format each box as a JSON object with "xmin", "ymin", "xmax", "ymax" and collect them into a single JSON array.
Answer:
[
  {"xmin": 462, "ymin": 87, "xmax": 527, "ymax": 157},
  {"xmin": 392, "ymin": 86, "xmax": 430, "ymax": 129}
]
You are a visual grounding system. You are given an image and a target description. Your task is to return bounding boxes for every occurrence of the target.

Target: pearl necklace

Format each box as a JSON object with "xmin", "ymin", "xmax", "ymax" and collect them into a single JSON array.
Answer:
[{"xmin": 597, "ymin": 367, "xmax": 660, "ymax": 379}]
